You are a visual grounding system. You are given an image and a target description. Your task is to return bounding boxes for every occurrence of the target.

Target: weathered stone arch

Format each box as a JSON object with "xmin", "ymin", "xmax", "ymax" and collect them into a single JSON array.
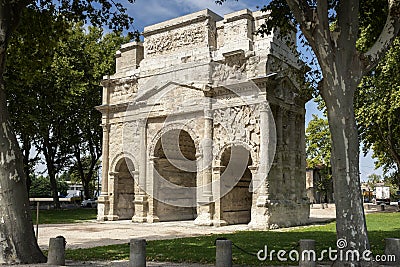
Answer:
[
  {"xmin": 149, "ymin": 123, "xmax": 199, "ymax": 222},
  {"xmin": 109, "ymin": 152, "xmax": 138, "ymax": 220},
  {"xmin": 149, "ymin": 122, "xmax": 201, "ymax": 159},
  {"xmin": 215, "ymin": 141, "xmax": 258, "ymax": 169},
  {"xmin": 110, "ymin": 152, "xmax": 139, "ymax": 174}
]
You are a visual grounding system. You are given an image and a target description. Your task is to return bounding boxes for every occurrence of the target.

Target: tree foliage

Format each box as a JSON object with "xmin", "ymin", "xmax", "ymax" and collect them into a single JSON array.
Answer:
[
  {"xmin": 306, "ymin": 115, "xmax": 332, "ymax": 168},
  {"xmin": 0, "ymin": 0, "xmax": 134, "ymax": 263},
  {"xmin": 356, "ymin": 37, "xmax": 400, "ymax": 188},
  {"xmin": 5, "ymin": 11, "xmax": 129, "ymax": 205},
  {"xmin": 218, "ymin": 0, "xmax": 400, "ymax": 260},
  {"xmin": 306, "ymin": 115, "xmax": 333, "ymax": 202},
  {"xmin": 29, "ymin": 175, "xmax": 68, "ymax": 198}
]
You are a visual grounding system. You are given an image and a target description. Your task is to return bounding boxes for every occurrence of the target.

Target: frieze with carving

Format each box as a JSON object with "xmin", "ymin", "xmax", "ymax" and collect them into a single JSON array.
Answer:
[
  {"xmin": 211, "ymin": 54, "xmax": 260, "ymax": 84},
  {"xmin": 110, "ymin": 82, "xmax": 138, "ymax": 104},
  {"xmin": 146, "ymin": 24, "xmax": 206, "ymax": 55}
]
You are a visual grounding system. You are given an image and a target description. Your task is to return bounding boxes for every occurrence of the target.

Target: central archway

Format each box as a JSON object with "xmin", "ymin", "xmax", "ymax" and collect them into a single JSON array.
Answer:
[
  {"xmin": 153, "ymin": 129, "xmax": 197, "ymax": 221},
  {"xmin": 220, "ymin": 145, "xmax": 253, "ymax": 224}
]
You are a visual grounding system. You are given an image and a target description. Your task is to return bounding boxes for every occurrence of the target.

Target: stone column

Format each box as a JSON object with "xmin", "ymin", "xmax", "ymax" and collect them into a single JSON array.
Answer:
[
  {"xmin": 212, "ymin": 164, "xmax": 227, "ymax": 226},
  {"xmin": 97, "ymin": 124, "xmax": 110, "ymax": 221},
  {"xmin": 195, "ymin": 152, "xmax": 203, "ymax": 218},
  {"xmin": 146, "ymin": 156, "xmax": 159, "ymax": 223},
  {"xmin": 202, "ymin": 98, "xmax": 213, "ymax": 198},
  {"xmin": 130, "ymin": 239, "xmax": 146, "ymax": 267},
  {"xmin": 276, "ymin": 106, "xmax": 283, "ymax": 200},
  {"xmin": 101, "ymin": 124, "xmax": 111, "ymax": 195},
  {"xmin": 288, "ymin": 111, "xmax": 297, "ymax": 200},
  {"xmin": 257, "ymin": 102, "xmax": 270, "ymax": 197},
  {"xmin": 215, "ymin": 239, "xmax": 232, "ymax": 267},
  {"xmin": 47, "ymin": 237, "xmax": 65, "ymax": 265},
  {"xmin": 107, "ymin": 172, "xmax": 119, "ymax": 221},
  {"xmin": 133, "ymin": 119, "xmax": 148, "ymax": 222},
  {"xmin": 249, "ymin": 102, "xmax": 271, "ymax": 229},
  {"xmin": 195, "ymin": 94, "xmax": 214, "ymax": 226},
  {"xmin": 299, "ymin": 239, "xmax": 316, "ymax": 267},
  {"xmin": 132, "ymin": 171, "xmax": 148, "ymax": 222},
  {"xmin": 138, "ymin": 119, "xmax": 147, "ymax": 192},
  {"xmin": 298, "ymin": 114, "xmax": 307, "ymax": 201}
]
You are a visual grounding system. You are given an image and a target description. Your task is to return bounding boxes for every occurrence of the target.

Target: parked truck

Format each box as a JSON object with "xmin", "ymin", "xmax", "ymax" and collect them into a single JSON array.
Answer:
[{"xmin": 375, "ymin": 186, "xmax": 390, "ymax": 205}]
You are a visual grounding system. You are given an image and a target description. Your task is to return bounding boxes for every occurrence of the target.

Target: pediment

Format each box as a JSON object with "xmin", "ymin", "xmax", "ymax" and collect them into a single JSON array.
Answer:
[{"xmin": 133, "ymin": 81, "xmax": 205, "ymax": 113}]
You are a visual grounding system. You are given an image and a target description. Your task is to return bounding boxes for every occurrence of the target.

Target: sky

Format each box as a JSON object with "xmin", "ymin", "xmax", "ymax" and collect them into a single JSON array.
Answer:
[
  {"xmin": 36, "ymin": 0, "xmax": 383, "ymax": 181},
  {"xmin": 117, "ymin": 0, "xmax": 382, "ymax": 181}
]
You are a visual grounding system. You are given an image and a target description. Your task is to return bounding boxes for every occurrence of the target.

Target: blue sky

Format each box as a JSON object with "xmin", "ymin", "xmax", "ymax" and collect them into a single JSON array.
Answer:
[{"xmin": 117, "ymin": 0, "xmax": 382, "ymax": 181}]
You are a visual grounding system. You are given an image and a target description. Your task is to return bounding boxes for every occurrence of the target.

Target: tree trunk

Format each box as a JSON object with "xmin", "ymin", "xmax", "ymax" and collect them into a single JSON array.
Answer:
[
  {"xmin": 83, "ymin": 178, "xmax": 91, "ymax": 200},
  {"xmin": 322, "ymin": 72, "xmax": 370, "ymax": 265},
  {"xmin": 22, "ymin": 136, "xmax": 31, "ymax": 193},
  {"xmin": 48, "ymin": 169, "xmax": 60, "ymax": 209},
  {"xmin": 0, "ymin": 1, "xmax": 46, "ymax": 263},
  {"xmin": 43, "ymin": 137, "xmax": 60, "ymax": 209}
]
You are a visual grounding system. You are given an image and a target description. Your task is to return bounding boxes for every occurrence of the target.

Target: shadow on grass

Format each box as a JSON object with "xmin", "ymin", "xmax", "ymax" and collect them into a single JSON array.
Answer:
[
  {"xmin": 65, "ymin": 213, "xmax": 400, "ymax": 266},
  {"xmin": 33, "ymin": 208, "xmax": 97, "ymax": 224},
  {"xmin": 66, "ymin": 230, "xmax": 400, "ymax": 266}
]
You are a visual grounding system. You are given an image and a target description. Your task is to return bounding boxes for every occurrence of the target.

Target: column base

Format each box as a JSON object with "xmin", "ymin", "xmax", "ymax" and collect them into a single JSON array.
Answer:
[
  {"xmin": 212, "ymin": 219, "xmax": 228, "ymax": 227},
  {"xmin": 194, "ymin": 212, "xmax": 213, "ymax": 226},
  {"xmin": 248, "ymin": 220, "xmax": 271, "ymax": 230},
  {"xmin": 146, "ymin": 215, "xmax": 159, "ymax": 223},
  {"xmin": 106, "ymin": 215, "xmax": 119, "ymax": 221},
  {"xmin": 132, "ymin": 216, "xmax": 147, "ymax": 223},
  {"xmin": 97, "ymin": 195, "xmax": 110, "ymax": 221},
  {"xmin": 133, "ymin": 195, "xmax": 148, "ymax": 222}
]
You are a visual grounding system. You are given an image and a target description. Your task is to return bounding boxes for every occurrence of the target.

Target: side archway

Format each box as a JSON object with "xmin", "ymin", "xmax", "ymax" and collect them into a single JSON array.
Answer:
[{"xmin": 110, "ymin": 154, "xmax": 138, "ymax": 220}]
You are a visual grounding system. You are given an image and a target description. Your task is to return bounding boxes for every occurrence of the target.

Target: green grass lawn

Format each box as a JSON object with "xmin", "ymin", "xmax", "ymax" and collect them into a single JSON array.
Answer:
[
  {"xmin": 65, "ymin": 212, "xmax": 400, "ymax": 266},
  {"xmin": 32, "ymin": 208, "xmax": 97, "ymax": 224}
]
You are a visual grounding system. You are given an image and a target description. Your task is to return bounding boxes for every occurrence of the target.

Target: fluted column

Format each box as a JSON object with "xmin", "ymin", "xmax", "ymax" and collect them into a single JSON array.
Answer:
[
  {"xmin": 257, "ymin": 102, "xmax": 270, "ymax": 197},
  {"xmin": 100, "ymin": 124, "xmax": 110, "ymax": 196},
  {"xmin": 138, "ymin": 119, "xmax": 147, "ymax": 193},
  {"xmin": 212, "ymin": 164, "xmax": 227, "ymax": 226},
  {"xmin": 97, "ymin": 123, "xmax": 111, "ymax": 221},
  {"xmin": 194, "ymin": 93, "xmax": 214, "ymax": 226},
  {"xmin": 202, "ymin": 103, "xmax": 213, "ymax": 198},
  {"xmin": 107, "ymin": 172, "xmax": 119, "ymax": 221},
  {"xmin": 146, "ymin": 156, "xmax": 159, "ymax": 223}
]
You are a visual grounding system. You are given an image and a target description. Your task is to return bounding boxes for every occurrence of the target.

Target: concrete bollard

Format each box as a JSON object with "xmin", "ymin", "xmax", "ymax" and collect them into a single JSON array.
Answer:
[
  {"xmin": 299, "ymin": 239, "xmax": 316, "ymax": 267},
  {"xmin": 216, "ymin": 239, "xmax": 232, "ymax": 267},
  {"xmin": 384, "ymin": 238, "xmax": 400, "ymax": 266},
  {"xmin": 47, "ymin": 236, "xmax": 66, "ymax": 265},
  {"xmin": 130, "ymin": 239, "xmax": 146, "ymax": 267}
]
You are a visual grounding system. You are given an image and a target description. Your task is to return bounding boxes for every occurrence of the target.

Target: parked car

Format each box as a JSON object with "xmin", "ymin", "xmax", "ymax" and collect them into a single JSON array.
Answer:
[{"xmin": 81, "ymin": 199, "xmax": 97, "ymax": 208}]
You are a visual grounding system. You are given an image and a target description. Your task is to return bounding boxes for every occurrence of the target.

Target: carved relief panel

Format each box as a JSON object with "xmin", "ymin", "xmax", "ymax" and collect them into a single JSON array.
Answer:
[{"xmin": 213, "ymin": 104, "xmax": 261, "ymax": 162}]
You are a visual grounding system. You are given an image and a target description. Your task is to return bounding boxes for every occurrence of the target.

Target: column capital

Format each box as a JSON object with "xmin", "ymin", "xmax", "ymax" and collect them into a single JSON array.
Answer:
[
  {"xmin": 101, "ymin": 123, "xmax": 110, "ymax": 132},
  {"xmin": 204, "ymin": 109, "xmax": 214, "ymax": 119},
  {"xmin": 259, "ymin": 102, "xmax": 270, "ymax": 113}
]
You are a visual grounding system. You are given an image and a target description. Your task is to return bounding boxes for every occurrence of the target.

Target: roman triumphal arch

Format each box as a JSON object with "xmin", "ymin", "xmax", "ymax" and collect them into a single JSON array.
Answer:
[{"xmin": 97, "ymin": 9, "xmax": 310, "ymax": 229}]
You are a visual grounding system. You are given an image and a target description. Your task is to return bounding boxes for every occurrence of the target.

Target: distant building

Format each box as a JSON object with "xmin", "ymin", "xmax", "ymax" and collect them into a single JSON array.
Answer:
[{"xmin": 66, "ymin": 181, "xmax": 83, "ymax": 198}]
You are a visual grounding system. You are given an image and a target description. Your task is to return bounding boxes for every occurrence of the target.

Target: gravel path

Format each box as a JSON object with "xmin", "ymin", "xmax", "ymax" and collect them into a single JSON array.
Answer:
[{"xmin": 16, "ymin": 207, "xmax": 340, "ymax": 266}]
